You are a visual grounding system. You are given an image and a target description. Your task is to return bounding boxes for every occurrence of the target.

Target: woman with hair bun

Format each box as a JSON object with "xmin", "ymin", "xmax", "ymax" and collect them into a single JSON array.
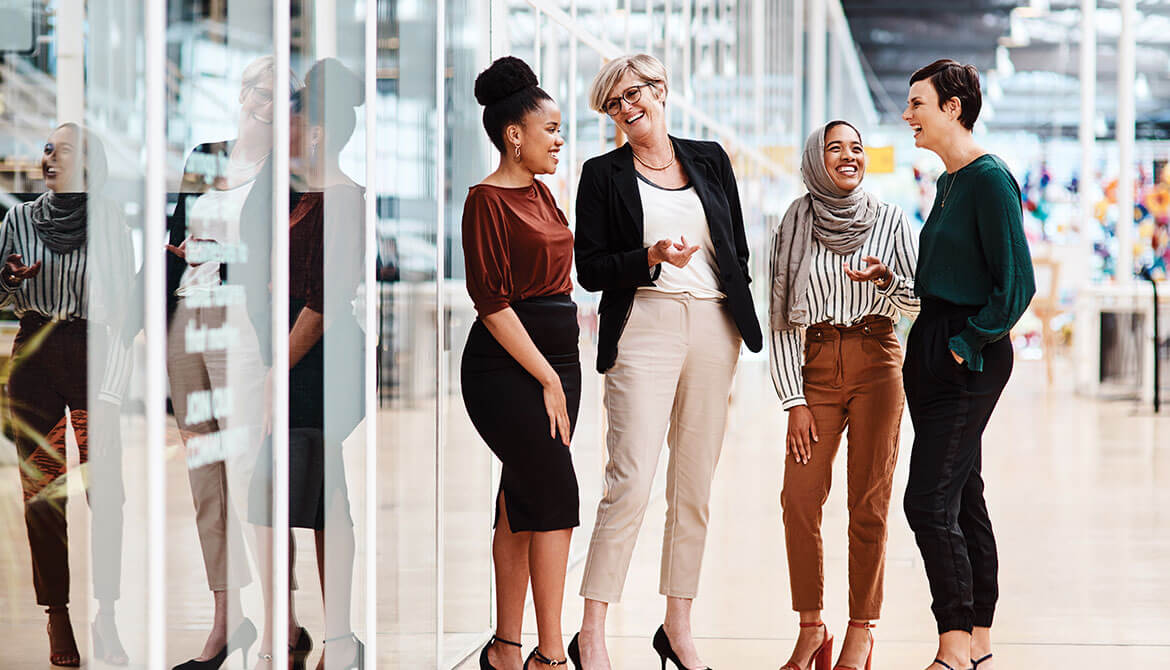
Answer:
[{"xmin": 461, "ymin": 56, "xmax": 577, "ymax": 670}]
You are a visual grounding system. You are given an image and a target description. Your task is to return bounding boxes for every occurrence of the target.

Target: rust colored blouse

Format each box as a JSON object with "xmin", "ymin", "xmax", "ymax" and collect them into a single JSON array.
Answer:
[{"xmin": 462, "ymin": 180, "xmax": 573, "ymax": 318}]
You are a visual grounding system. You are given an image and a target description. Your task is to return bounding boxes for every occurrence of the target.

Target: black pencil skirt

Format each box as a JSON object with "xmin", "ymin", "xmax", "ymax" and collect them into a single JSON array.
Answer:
[{"xmin": 461, "ymin": 295, "xmax": 581, "ymax": 532}]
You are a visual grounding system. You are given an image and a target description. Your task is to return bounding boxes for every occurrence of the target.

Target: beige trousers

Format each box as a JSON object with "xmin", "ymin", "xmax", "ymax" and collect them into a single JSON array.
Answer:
[
  {"xmin": 581, "ymin": 291, "xmax": 742, "ymax": 603},
  {"xmin": 168, "ymin": 300, "xmax": 264, "ymax": 592}
]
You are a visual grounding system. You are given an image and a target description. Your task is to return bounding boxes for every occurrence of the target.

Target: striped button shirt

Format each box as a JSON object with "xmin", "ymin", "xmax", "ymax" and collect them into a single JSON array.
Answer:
[
  {"xmin": 0, "ymin": 198, "xmax": 136, "ymax": 402},
  {"xmin": 768, "ymin": 201, "xmax": 920, "ymax": 409}
]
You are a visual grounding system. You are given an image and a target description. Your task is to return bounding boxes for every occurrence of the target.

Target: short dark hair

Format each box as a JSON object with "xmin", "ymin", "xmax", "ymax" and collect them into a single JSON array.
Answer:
[
  {"xmin": 292, "ymin": 57, "xmax": 365, "ymax": 155},
  {"xmin": 474, "ymin": 56, "xmax": 553, "ymax": 153},
  {"xmin": 909, "ymin": 59, "xmax": 982, "ymax": 131}
]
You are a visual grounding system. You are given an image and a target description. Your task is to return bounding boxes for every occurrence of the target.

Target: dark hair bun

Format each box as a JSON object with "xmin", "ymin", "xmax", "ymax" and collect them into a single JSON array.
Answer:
[
  {"xmin": 305, "ymin": 57, "xmax": 364, "ymax": 108},
  {"xmin": 474, "ymin": 56, "xmax": 538, "ymax": 107}
]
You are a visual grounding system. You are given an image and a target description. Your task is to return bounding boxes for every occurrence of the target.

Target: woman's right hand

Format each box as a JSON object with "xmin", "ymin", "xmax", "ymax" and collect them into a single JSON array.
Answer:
[
  {"xmin": 2, "ymin": 253, "xmax": 41, "ymax": 284},
  {"xmin": 542, "ymin": 376, "xmax": 572, "ymax": 447},
  {"xmin": 648, "ymin": 236, "xmax": 700, "ymax": 268},
  {"xmin": 164, "ymin": 239, "xmax": 187, "ymax": 260},
  {"xmin": 786, "ymin": 405, "xmax": 819, "ymax": 464}
]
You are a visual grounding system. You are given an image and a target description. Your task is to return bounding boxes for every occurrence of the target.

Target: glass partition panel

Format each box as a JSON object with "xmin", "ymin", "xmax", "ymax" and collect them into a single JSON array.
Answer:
[
  {"xmin": 376, "ymin": 0, "xmax": 439, "ymax": 666},
  {"xmin": 442, "ymin": 0, "xmax": 495, "ymax": 664},
  {"xmin": 289, "ymin": 1, "xmax": 372, "ymax": 668},
  {"xmin": 163, "ymin": 2, "xmax": 279, "ymax": 667},
  {"xmin": 0, "ymin": 0, "xmax": 151, "ymax": 665}
]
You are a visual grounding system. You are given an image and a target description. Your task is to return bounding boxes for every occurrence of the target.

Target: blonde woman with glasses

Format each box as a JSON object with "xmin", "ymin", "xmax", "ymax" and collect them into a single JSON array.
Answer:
[{"xmin": 569, "ymin": 54, "xmax": 762, "ymax": 670}]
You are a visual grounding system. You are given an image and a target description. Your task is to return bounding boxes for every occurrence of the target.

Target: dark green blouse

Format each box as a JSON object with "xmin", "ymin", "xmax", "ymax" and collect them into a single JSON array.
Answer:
[{"xmin": 916, "ymin": 154, "xmax": 1035, "ymax": 371}]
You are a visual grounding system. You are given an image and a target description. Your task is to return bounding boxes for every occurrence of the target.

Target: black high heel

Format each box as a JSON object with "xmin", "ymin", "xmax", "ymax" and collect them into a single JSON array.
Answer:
[
  {"xmin": 172, "ymin": 618, "xmax": 258, "ymax": 670},
  {"xmin": 525, "ymin": 646, "xmax": 568, "ymax": 667},
  {"xmin": 930, "ymin": 660, "xmax": 973, "ymax": 670},
  {"xmin": 290, "ymin": 626, "xmax": 312, "ymax": 670},
  {"xmin": 652, "ymin": 625, "xmax": 711, "ymax": 670},
  {"xmin": 971, "ymin": 654, "xmax": 992, "ymax": 668},
  {"xmin": 566, "ymin": 633, "xmax": 581, "ymax": 669},
  {"xmin": 479, "ymin": 635, "xmax": 522, "ymax": 670},
  {"xmin": 322, "ymin": 633, "xmax": 365, "ymax": 670}
]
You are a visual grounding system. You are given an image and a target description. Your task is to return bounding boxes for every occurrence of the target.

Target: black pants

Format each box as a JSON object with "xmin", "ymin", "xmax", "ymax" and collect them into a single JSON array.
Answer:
[
  {"xmin": 9, "ymin": 315, "xmax": 124, "ymax": 607},
  {"xmin": 903, "ymin": 299, "xmax": 1012, "ymax": 634}
]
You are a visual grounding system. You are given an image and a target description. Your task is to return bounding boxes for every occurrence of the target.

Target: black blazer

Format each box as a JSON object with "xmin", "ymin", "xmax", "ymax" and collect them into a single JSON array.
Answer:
[{"xmin": 575, "ymin": 136, "xmax": 763, "ymax": 373}]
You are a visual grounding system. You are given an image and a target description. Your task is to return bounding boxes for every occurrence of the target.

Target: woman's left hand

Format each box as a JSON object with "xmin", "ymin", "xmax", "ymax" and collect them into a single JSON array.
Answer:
[
  {"xmin": 951, "ymin": 350, "xmax": 964, "ymax": 365},
  {"xmin": 843, "ymin": 255, "xmax": 890, "ymax": 287}
]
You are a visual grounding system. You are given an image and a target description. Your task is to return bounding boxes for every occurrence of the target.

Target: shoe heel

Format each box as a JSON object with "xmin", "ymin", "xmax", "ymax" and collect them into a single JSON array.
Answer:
[{"xmin": 814, "ymin": 634, "xmax": 833, "ymax": 670}]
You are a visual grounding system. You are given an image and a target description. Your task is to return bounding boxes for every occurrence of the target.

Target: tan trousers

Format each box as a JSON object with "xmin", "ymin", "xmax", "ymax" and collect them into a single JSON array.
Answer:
[
  {"xmin": 168, "ymin": 300, "xmax": 264, "ymax": 592},
  {"xmin": 581, "ymin": 292, "xmax": 741, "ymax": 603},
  {"xmin": 781, "ymin": 317, "xmax": 902, "ymax": 619}
]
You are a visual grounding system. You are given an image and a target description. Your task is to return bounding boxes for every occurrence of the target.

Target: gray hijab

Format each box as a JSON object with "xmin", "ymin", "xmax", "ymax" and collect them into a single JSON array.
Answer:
[{"xmin": 769, "ymin": 121, "xmax": 881, "ymax": 331}]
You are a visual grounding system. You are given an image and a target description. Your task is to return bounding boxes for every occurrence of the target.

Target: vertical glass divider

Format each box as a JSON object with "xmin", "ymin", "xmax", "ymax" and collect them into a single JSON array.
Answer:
[
  {"xmin": 535, "ymin": 9, "xmax": 543, "ymax": 82},
  {"xmin": 364, "ymin": 1, "xmax": 379, "ymax": 667},
  {"xmin": 569, "ymin": 0, "xmax": 578, "ymax": 213},
  {"xmin": 272, "ymin": 1, "xmax": 292, "ymax": 667},
  {"xmin": 144, "ymin": 1, "xmax": 168, "ymax": 666},
  {"xmin": 435, "ymin": 0, "xmax": 448, "ymax": 667}
]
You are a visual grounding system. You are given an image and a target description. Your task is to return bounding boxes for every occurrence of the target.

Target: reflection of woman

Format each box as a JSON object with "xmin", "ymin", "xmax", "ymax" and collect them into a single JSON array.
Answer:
[
  {"xmin": 900, "ymin": 60, "xmax": 1034, "ymax": 670},
  {"xmin": 768, "ymin": 121, "xmax": 919, "ymax": 670},
  {"xmin": 1, "ymin": 123, "xmax": 133, "ymax": 667},
  {"xmin": 247, "ymin": 57, "xmax": 366, "ymax": 670},
  {"xmin": 462, "ymin": 57, "xmax": 577, "ymax": 670},
  {"xmin": 572, "ymin": 54, "xmax": 762, "ymax": 670},
  {"xmin": 167, "ymin": 56, "xmax": 296, "ymax": 670}
]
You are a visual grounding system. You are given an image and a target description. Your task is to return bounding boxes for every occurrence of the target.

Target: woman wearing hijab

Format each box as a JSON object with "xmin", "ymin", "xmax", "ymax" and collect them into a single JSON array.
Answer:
[
  {"xmin": 1, "ymin": 123, "xmax": 134, "ymax": 667},
  {"xmin": 769, "ymin": 121, "xmax": 919, "ymax": 670}
]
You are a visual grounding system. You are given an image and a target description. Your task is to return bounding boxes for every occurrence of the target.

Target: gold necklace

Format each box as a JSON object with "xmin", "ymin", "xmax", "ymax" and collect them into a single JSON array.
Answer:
[
  {"xmin": 940, "ymin": 171, "xmax": 959, "ymax": 208},
  {"xmin": 631, "ymin": 143, "xmax": 676, "ymax": 171}
]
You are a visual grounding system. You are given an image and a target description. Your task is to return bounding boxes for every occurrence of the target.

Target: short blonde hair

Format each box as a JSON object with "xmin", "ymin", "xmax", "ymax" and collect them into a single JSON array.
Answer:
[
  {"xmin": 588, "ymin": 54, "xmax": 669, "ymax": 113},
  {"xmin": 241, "ymin": 55, "xmax": 302, "ymax": 95}
]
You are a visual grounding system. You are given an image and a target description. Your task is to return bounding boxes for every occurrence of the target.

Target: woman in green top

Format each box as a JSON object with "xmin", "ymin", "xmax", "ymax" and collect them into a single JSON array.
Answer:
[{"xmin": 900, "ymin": 59, "xmax": 1035, "ymax": 670}]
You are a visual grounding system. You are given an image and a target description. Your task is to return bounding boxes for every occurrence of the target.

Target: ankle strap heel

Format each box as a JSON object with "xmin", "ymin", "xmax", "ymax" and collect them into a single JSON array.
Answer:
[
  {"xmin": 480, "ymin": 635, "xmax": 523, "ymax": 670},
  {"xmin": 782, "ymin": 622, "xmax": 832, "ymax": 670},
  {"xmin": 526, "ymin": 647, "xmax": 568, "ymax": 667},
  {"xmin": 832, "ymin": 621, "xmax": 874, "ymax": 670}
]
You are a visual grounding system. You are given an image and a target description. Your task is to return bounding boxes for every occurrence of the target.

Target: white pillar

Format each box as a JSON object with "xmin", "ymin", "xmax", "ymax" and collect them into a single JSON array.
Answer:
[
  {"xmin": 56, "ymin": 0, "xmax": 84, "ymax": 123},
  {"xmin": 1079, "ymin": 0, "xmax": 1096, "ymax": 284},
  {"xmin": 808, "ymin": 0, "xmax": 826, "ymax": 129},
  {"xmin": 793, "ymin": 0, "xmax": 805, "ymax": 144},
  {"xmin": 682, "ymin": 0, "xmax": 693, "ymax": 136},
  {"xmin": 753, "ymin": 0, "xmax": 765, "ymax": 147},
  {"xmin": 314, "ymin": 0, "xmax": 338, "ymax": 58},
  {"xmin": 144, "ymin": 0, "xmax": 167, "ymax": 666},
  {"xmin": 624, "ymin": 0, "xmax": 632, "ymax": 53},
  {"xmin": 1117, "ymin": 0, "xmax": 1135, "ymax": 283}
]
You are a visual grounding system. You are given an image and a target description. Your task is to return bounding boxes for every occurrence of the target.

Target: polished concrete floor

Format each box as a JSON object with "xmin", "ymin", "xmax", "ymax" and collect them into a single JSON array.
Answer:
[
  {"xmin": 452, "ymin": 354, "xmax": 1170, "ymax": 669},
  {"xmin": 0, "ymin": 354, "xmax": 1168, "ymax": 668}
]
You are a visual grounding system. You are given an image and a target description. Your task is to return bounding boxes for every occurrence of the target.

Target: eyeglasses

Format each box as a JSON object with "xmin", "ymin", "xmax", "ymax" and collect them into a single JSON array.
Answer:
[
  {"xmin": 603, "ymin": 82, "xmax": 657, "ymax": 117},
  {"xmin": 249, "ymin": 86, "xmax": 274, "ymax": 104}
]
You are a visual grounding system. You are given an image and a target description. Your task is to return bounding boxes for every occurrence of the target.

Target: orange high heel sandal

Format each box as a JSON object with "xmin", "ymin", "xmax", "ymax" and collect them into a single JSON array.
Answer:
[
  {"xmin": 832, "ymin": 621, "xmax": 874, "ymax": 670},
  {"xmin": 781, "ymin": 621, "xmax": 833, "ymax": 670}
]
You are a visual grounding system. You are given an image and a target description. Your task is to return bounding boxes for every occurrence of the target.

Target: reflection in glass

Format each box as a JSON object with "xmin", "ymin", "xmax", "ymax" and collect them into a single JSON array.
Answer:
[
  {"xmin": 248, "ymin": 56, "xmax": 367, "ymax": 670},
  {"xmin": 165, "ymin": 55, "xmax": 290, "ymax": 669},
  {"xmin": 2, "ymin": 123, "xmax": 133, "ymax": 667}
]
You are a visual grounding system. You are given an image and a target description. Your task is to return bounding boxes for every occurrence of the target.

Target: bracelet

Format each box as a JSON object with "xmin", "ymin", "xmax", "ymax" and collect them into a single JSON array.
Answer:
[{"xmin": 871, "ymin": 267, "xmax": 892, "ymax": 288}]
